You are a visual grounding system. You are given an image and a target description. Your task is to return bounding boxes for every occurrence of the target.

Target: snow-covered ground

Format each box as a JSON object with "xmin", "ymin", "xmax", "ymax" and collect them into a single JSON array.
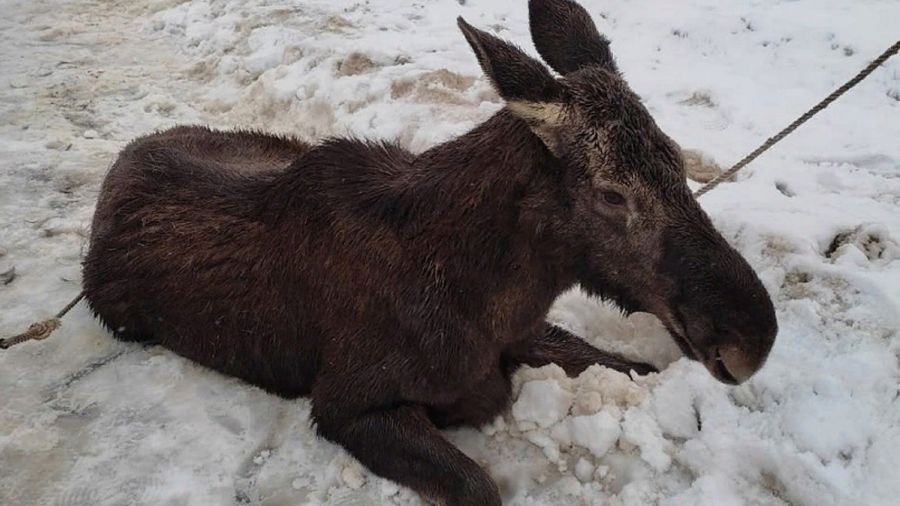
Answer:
[{"xmin": 1, "ymin": 0, "xmax": 899, "ymax": 504}]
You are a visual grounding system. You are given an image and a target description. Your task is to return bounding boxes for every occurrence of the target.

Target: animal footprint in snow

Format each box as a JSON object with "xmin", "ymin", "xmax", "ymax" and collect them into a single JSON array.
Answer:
[
  {"xmin": 674, "ymin": 89, "xmax": 731, "ymax": 131},
  {"xmin": 0, "ymin": 266, "xmax": 15, "ymax": 285},
  {"xmin": 825, "ymin": 224, "xmax": 899, "ymax": 266}
]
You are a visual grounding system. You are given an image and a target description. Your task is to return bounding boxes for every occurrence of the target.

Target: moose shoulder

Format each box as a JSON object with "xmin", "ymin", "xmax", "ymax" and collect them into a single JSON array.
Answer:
[{"xmin": 82, "ymin": 0, "xmax": 776, "ymax": 504}]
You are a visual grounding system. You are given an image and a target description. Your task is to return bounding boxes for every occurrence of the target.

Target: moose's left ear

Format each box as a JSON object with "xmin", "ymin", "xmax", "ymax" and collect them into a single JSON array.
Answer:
[
  {"xmin": 458, "ymin": 17, "xmax": 566, "ymax": 153},
  {"xmin": 457, "ymin": 17, "xmax": 562, "ymax": 104}
]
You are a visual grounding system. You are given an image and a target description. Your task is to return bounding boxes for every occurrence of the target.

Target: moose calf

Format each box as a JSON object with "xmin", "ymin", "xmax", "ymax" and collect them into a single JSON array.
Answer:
[{"xmin": 83, "ymin": 0, "xmax": 777, "ymax": 504}]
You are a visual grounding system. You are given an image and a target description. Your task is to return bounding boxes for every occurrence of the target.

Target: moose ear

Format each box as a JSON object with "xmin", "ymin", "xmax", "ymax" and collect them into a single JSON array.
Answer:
[
  {"xmin": 529, "ymin": 0, "xmax": 618, "ymax": 74},
  {"xmin": 458, "ymin": 17, "xmax": 566, "ymax": 154},
  {"xmin": 457, "ymin": 17, "xmax": 562, "ymax": 104}
]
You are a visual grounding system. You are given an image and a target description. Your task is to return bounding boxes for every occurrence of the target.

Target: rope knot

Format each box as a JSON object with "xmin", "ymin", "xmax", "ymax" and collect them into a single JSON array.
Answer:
[{"xmin": 0, "ymin": 318, "xmax": 61, "ymax": 349}]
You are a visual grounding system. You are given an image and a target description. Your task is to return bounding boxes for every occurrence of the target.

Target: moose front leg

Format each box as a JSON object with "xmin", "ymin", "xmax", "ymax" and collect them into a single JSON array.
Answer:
[
  {"xmin": 510, "ymin": 324, "xmax": 657, "ymax": 378},
  {"xmin": 313, "ymin": 402, "xmax": 501, "ymax": 506}
]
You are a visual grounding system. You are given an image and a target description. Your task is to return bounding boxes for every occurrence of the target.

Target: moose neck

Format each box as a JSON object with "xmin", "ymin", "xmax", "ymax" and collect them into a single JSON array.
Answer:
[
  {"xmin": 414, "ymin": 108, "xmax": 577, "ymax": 302},
  {"xmin": 417, "ymin": 108, "xmax": 545, "ymax": 185}
]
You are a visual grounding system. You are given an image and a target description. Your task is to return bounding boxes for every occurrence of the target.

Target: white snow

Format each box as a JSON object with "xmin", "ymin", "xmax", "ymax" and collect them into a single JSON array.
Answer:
[
  {"xmin": 1, "ymin": 0, "xmax": 899, "ymax": 505},
  {"xmin": 569, "ymin": 410, "xmax": 623, "ymax": 460},
  {"xmin": 513, "ymin": 380, "xmax": 574, "ymax": 430}
]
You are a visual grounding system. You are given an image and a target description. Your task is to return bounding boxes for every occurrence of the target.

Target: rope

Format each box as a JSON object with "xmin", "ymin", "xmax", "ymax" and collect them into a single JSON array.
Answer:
[
  {"xmin": 2, "ymin": 41, "xmax": 898, "ymax": 350},
  {"xmin": 54, "ymin": 291, "xmax": 85, "ymax": 319},
  {"xmin": 0, "ymin": 292, "xmax": 83, "ymax": 350},
  {"xmin": 694, "ymin": 39, "xmax": 900, "ymax": 197}
]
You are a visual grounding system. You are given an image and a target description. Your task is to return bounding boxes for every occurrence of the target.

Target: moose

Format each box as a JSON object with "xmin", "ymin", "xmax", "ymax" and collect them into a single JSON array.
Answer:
[{"xmin": 82, "ymin": 0, "xmax": 777, "ymax": 504}]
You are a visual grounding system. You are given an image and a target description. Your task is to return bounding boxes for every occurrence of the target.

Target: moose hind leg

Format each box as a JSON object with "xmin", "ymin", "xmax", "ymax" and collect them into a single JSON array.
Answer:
[{"xmin": 314, "ymin": 404, "xmax": 501, "ymax": 506}]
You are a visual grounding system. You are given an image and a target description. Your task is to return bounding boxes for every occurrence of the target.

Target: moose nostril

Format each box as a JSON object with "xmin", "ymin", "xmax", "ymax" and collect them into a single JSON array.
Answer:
[{"xmin": 717, "ymin": 344, "xmax": 761, "ymax": 384}]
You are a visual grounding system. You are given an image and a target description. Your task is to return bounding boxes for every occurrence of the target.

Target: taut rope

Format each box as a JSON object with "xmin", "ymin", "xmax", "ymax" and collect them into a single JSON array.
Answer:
[
  {"xmin": 694, "ymin": 39, "xmax": 900, "ymax": 197},
  {"xmin": 2, "ymin": 40, "xmax": 899, "ymax": 349}
]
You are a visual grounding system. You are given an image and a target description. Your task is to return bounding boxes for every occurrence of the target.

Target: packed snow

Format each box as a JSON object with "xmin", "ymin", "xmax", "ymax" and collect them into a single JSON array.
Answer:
[{"xmin": 1, "ymin": 0, "xmax": 898, "ymax": 505}]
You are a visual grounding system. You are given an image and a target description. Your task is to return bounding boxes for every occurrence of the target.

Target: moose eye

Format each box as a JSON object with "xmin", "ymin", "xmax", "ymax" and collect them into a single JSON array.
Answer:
[{"xmin": 601, "ymin": 190, "xmax": 626, "ymax": 206}]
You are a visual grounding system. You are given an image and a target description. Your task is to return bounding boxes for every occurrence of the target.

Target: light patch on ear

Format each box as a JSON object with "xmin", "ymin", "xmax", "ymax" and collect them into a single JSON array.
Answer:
[
  {"xmin": 507, "ymin": 101, "xmax": 566, "ymax": 155},
  {"xmin": 508, "ymin": 101, "xmax": 565, "ymax": 126}
]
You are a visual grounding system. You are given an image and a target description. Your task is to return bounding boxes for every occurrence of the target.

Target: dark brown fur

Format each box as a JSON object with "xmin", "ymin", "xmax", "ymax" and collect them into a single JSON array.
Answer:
[{"xmin": 83, "ymin": 1, "xmax": 776, "ymax": 504}]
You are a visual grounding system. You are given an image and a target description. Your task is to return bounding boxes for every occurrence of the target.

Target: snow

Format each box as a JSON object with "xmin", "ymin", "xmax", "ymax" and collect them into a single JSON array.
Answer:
[
  {"xmin": 569, "ymin": 410, "xmax": 623, "ymax": 460},
  {"xmin": 1, "ymin": 0, "xmax": 898, "ymax": 505},
  {"xmin": 512, "ymin": 380, "xmax": 573, "ymax": 429}
]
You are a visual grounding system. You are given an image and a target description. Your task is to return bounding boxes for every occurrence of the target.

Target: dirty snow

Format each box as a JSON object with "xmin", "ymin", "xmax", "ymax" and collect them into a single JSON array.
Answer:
[{"xmin": 1, "ymin": 0, "xmax": 899, "ymax": 505}]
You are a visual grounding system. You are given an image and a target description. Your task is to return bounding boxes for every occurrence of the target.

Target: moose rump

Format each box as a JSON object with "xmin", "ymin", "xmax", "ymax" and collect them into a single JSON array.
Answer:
[{"xmin": 82, "ymin": 126, "xmax": 326, "ymax": 396}]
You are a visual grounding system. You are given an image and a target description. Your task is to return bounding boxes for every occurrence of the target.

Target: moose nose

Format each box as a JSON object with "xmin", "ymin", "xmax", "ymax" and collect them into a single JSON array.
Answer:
[{"xmin": 717, "ymin": 344, "xmax": 763, "ymax": 384}]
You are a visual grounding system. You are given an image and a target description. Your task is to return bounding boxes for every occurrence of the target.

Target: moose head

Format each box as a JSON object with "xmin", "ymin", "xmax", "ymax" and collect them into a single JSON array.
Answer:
[{"xmin": 459, "ymin": 0, "xmax": 777, "ymax": 384}]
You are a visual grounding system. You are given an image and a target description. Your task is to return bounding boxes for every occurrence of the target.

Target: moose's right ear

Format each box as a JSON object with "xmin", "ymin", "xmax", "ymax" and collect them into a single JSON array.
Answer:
[
  {"xmin": 529, "ymin": 0, "xmax": 618, "ymax": 74},
  {"xmin": 457, "ymin": 17, "xmax": 562, "ymax": 104}
]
